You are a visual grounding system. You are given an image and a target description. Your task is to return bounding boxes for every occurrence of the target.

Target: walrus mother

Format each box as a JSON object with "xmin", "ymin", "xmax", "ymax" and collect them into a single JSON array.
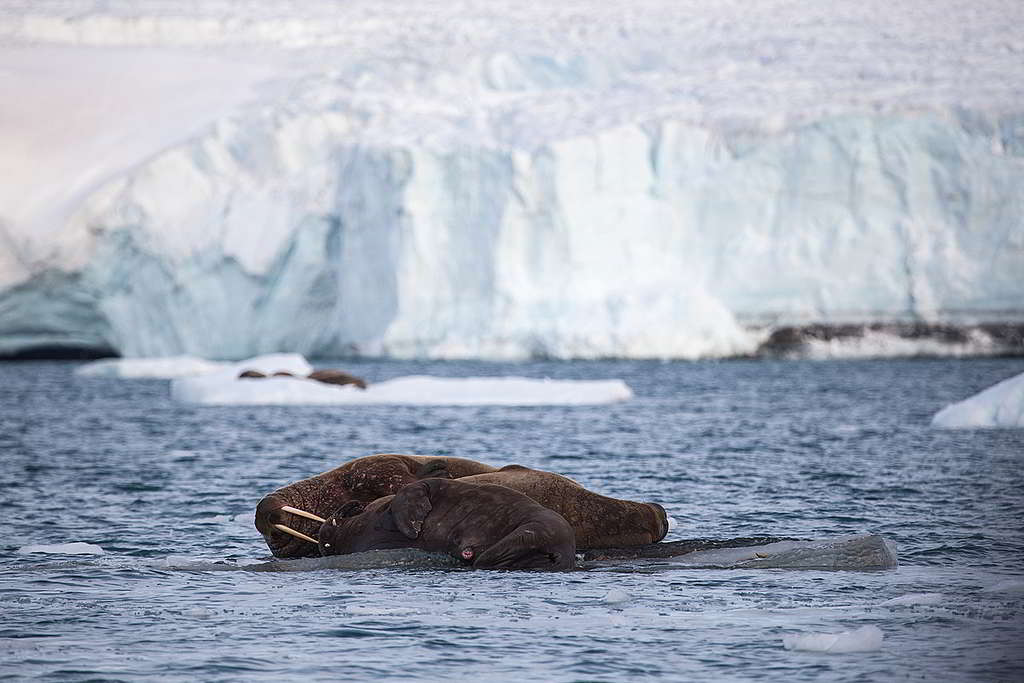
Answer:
[{"xmin": 255, "ymin": 454, "xmax": 499, "ymax": 558}]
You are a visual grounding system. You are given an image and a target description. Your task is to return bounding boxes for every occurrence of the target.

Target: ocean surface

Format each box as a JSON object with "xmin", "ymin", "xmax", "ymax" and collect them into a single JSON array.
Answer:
[{"xmin": 1, "ymin": 358, "xmax": 1022, "ymax": 682}]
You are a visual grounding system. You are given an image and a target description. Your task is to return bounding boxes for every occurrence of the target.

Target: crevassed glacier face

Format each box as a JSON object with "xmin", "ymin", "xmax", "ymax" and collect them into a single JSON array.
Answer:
[{"xmin": 1, "ymin": 1, "xmax": 1022, "ymax": 359}]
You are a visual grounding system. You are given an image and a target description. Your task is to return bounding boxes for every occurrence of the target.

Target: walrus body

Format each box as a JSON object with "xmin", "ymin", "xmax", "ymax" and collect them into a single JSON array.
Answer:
[
  {"xmin": 317, "ymin": 479, "xmax": 576, "ymax": 571},
  {"xmin": 307, "ymin": 369, "xmax": 368, "ymax": 389},
  {"xmin": 457, "ymin": 465, "xmax": 668, "ymax": 549},
  {"xmin": 255, "ymin": 454, "xmax": 499, "ymax": 558}
]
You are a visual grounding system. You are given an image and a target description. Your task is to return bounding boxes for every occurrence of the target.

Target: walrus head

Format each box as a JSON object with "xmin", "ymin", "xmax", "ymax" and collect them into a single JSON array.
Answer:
[
  {"xmin": 254, "ymin": 492, "xmax": 328, "ymax": 557},
  {"xmin": 254, "ymin": 455, "xmax": 501, "ymax": 558}
]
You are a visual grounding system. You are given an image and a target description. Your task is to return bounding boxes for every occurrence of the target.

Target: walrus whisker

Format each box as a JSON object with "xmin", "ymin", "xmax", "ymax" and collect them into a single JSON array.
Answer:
[
  {"xmin": 272, "ymin": 524, "xmax": 319, "ymax": 545},
  {"xmin": 280, "ymin": 506, "xmax": 326, "ymax": 523}
]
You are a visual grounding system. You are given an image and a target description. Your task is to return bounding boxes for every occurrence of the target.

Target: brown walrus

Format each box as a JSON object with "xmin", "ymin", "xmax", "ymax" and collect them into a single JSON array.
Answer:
[
  {"xmin": 307, "ymin": 369, "xmax": 368, "ymax": 389},
  {"xmin": 255, "ymin": 455, "xmax": 667, "ymax": 557},
  {"xmin": 255, "ymin": 454, "xmax": 500, "ymax": 558},
  {"xmin": 317, "ymin": 479, "xmax": 576, "ymax": 571},
  {"xmin": 440, "ymin": 464, "xmax": 668, "ymax": 549}
]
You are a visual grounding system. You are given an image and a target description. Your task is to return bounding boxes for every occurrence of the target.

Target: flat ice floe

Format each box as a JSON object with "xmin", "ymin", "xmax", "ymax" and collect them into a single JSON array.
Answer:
[
  {"xmin": 76, "ymin": 353, "xmax": 312, "ymax": 379},
  {"xmin": 931, "ymin": 371, "xmax": 1024, "ymax": 428},
  {"xmin": 171, "ymin": 373, "xmax": 633, "ymax": 406},
  {"xmin": 17, "ymin": 542, "xmax": 104, "ymax": 555},
  {"xmin": 665, "ymin": 535, "xmax": 898, "ymax": 570},
  {"xmin": 782, "ymin": 625, "xmax": 884, "ymax": 653}
]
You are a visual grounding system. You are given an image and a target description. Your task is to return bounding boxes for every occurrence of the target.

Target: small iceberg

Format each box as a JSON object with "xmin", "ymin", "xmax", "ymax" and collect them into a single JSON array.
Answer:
[
  {"xmin": 171, "ymin": 373, "xmax": 633, "ymax": 406},
  {"xmin": 783, "ymin": 625, "xmax": 884, "ymax": 653},
  {"xmin": 76, "ymin": 353, "xmax": 312, "ymax": 379},
  {"xmin": 18, "ymin": 542, "xmax": 104, "ymax": 555},
  {"xmin": 931, "ymin": 371, "xmax": 1024, "ymax": 428}
]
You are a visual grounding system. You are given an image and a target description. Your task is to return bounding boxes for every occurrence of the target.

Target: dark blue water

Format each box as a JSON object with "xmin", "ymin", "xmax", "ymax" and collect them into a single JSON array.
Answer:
[{"xmin": 2, "ymin": 359, "xmax": 1022, "ymax": 681}]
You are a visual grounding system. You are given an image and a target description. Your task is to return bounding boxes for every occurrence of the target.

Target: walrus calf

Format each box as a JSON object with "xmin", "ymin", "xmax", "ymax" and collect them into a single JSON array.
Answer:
[
  {"xmin": 255, "ymin": 454, "xmax": 499, "ymax": 558},
  {"xmin": 317, "ymin": 479, "xmax": 576, "ymax": 571}
]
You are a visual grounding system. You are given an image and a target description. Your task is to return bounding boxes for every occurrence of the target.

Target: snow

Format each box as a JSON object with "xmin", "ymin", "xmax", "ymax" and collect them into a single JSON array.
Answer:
[
  {"xmin": 17, "ymin": 542, "xmax": 104, "ymax": 555},
  {"xmin": 76, "ymin": 353, "xmax": 311, "ymax": 378},
  {"xmin": 1, "ymin": 1, "xmax": 1023, "ymax": 359},
  {"xmin": 931, "ymin": 371, "xmax": 1024, "ymax": 428},
  {"xmin": 782, "ymin": 625, "xmax": 884, "ymax": 654},
  {"xmin": 171, "ymin": 372, "xmax": 633, "ymax": 406}
]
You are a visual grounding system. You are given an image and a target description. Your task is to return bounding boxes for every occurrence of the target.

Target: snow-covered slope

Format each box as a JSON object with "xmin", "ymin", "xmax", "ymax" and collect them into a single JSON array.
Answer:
[{"xmin": 1, "ymin": 1, "xmax": 1022, "ymax": 359}]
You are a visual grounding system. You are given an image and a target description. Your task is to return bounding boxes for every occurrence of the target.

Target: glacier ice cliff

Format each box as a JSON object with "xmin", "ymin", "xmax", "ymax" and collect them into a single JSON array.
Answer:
[{"xmin": 1, "ymin": 1, "xmax": 1022, "ymax": 360}]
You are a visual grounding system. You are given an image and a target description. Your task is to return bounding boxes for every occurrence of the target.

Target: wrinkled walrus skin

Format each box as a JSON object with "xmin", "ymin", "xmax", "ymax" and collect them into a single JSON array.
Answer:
[
  {"xmin": 317, "ymin": 479, "xmax": 576, "ymax": 571},
  {"xmin": 454, "ymin": 465, "xmax": 668, "ymax": 549},
  {"xmin": 255, "ymin": 454, "xmax": 499, "ymax": 558}
]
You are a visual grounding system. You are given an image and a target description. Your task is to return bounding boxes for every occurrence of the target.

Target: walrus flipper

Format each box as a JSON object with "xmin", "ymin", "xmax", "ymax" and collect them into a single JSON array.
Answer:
[{"xmin": 390, "ymin": 482, "xmax": 434, "ymax": 539}]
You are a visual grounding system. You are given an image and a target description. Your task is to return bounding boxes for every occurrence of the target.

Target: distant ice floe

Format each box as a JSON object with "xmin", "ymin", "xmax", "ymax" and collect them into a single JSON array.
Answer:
[
  {"xmin": 668, "ymin": 535, "xmax": 897, "ymax": 570},
  {"xmin": 76, "ymin": 353, "xmax": 311, "ymax": 379},
  {"xmin": 172, "ymin": 373, "xmax": 633, "ymax": 406},
  {"xmin": 931, "ymin": 371, "xmax": 1024, "ymax": 429},
  {"xmin": 18, "ymin": 542, "xmax": 104, "ymax": 555},
  {"xmin": 783, "ymin": 625, "xmax": 884, "ymax": 653},
  {"xmin": 877, "ymin": 593, "xmax": 944, "ymax": 607}
]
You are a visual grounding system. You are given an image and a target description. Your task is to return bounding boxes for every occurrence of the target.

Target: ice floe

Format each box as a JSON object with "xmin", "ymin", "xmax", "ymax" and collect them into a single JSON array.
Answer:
[
  {"xmin": 783, "ymin": 625, "xmax": 884, "ymax": 653},
  {"xmin": 171, "ymin": 373, "xmax": 633, "ymax": 406},
  {"xmin": 931, "ymin": 371, "xmax": 1024, "ymax": 428},
  {"xmin": 18, "ymin": 542, "xmax": 104, "ymax": 555},
  {"xmin": 667, "ymin": 535, "xmax": 898, "ymax": 570}
]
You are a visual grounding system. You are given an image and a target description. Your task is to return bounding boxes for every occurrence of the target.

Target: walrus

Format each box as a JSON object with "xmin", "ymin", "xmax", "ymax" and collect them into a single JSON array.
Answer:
[
  {"xmin": 235, "ymin": 368, "xmax": 368, "ymax": 389},
  {"xmin": 307, "ymin": 369, "xmax": 368, "ymax": 389},
  {"xmin": 317, "ymin": 479, "xmax": 576, "ymax": 571},
  {"xmin": 255, "ymin": 454, "xmax": 500, "ymax": 558},
  {"xmin": 442, "ymin": 464, "xmax": 668, "ymax": 549},
  {"xmin": 256, "ymin": 455, "xmax": 667, "ymax": 557}
]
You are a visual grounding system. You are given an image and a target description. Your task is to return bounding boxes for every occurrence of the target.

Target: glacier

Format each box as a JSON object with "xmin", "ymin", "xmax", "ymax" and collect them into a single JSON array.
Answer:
[{"xmin": 1, "ymin": 1, "xmax": 1023, "ymax": 360}]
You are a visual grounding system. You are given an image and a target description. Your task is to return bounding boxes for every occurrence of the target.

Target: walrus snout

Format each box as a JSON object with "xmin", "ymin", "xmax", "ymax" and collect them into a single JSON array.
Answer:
[
  {"xmin": 646, "ymin": 502, "xmax": 670, "ymax": 542},
  {"xmin": 255, "ymin": 494, "xmax": 324, "ymax": 556}
]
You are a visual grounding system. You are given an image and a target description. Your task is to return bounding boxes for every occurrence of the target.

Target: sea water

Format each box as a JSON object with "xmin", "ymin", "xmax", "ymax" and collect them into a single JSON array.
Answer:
[{"xmin": 1, "ymin": 359, "xmax": 1022, "ymax": 681}]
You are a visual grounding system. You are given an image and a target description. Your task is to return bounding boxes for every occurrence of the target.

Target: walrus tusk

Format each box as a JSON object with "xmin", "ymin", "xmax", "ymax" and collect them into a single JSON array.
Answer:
[
  {"xmin": 273, "ymin": 524, "xmax": 319, "ymax": 545},
  {"xmin": 280, "ymin": 506, "xmax": 326, "ymax": 523}
]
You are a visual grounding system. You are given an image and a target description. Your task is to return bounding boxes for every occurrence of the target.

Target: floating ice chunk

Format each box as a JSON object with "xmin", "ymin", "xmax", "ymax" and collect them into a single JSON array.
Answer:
[
  {"xmin": 76, "ymin": 353, "xmax": 312, "ymax": 379},
  {"xmin": 670, "ymin": 535, "xmax": 898, "ymax": 570},
  {"xmin": 931, "ymin": 372, "xmax": 1024, "ymax": 429},
  {"xmin": 878, "ymin": 593, "xmax": 944, "ymax": 606},
  {"xmin": 602, "ymin": 589, "xmax": 631, "ymax": 604},
  {"xmin": 18, "ymin": 542, "xmax": 104, "ymax": 555},
  {"xmin": 665, "ymin": 516, "xmax": 679, "ymax": 531},
  {"xmin": 171, "ymin": 374, "xmax": 633, "ymax": 406},
  {"xmin": 783, "ymin": 625, "xmax": 884, "ymax": 653},
  {"xmin": 982, "ymin": 580, "xmax": 1024, "ymax": 594}
]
